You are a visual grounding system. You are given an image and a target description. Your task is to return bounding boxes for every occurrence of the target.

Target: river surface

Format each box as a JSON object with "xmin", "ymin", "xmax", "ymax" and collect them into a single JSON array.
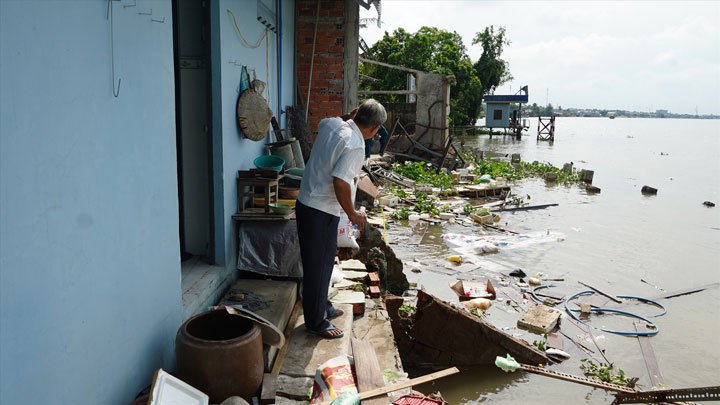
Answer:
[{"xmin": 384, "ymin": 117, "xmax": 720, "ymax": 403}]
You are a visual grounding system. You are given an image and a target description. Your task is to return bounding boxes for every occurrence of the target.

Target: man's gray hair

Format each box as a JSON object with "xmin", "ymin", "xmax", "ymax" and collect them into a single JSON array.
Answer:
[{"xmin": 353, "ymin": 99, "xmax": 387, "ymax": 128}]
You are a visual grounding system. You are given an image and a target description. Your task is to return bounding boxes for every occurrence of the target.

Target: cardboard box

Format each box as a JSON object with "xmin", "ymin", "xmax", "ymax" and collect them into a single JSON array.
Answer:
[{"xmin": 449, "ymin": 280, "xmax": 496, "ymax": 301}]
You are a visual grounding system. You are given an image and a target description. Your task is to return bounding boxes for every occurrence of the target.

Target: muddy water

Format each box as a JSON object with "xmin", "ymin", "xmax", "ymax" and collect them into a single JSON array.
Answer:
[{"xmin": 384, "ymin": 118, "xmax": 720, "ymax": 403}]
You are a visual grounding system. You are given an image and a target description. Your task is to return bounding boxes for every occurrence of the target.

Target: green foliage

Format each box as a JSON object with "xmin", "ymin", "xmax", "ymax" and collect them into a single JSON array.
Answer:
[
  {"xmin": 527, "ymin": 102, "xmax": 555, "ymax": 117},
  {"xmin": 360, "ymin": 26, "xmax": 486, "ymax": 126},
  {"xmin": 390, "ymin": 207, "xmax": 411, "ymax": 220},
  {"xmin": 351, "ymin": 283, "xmax": 365, "ymax": 292},
  {"xmin": 413, "ymin": 193, "xmax": 439, "ymax": 216},
  {"xmin": 472, "ymin": 26, "xmax": 513, "ymax": 96},
  {"xmin": 460, "ymin": 149, "xmax": 583, "ymax": 185},
  {"xmin": 391, "ymin": 161, "xmax": 454, "ymax": 189},
  {"xmin": 398, "ymin": 305, "xmax": 416, "ymax": 316},
  {"xmin": 469, "ymin": 308, "xmax": 486, "ymax": 318},
  {"xmin": 579, "ymin": 359, "xmax": 632, "ymax": 387},
  {"xmin": 532, "ymin": 334, "xmax": 548, "ymax": 351},
  {"xmin": 388, "ymin": 186, "xmax": 409, "ymax": 199}
]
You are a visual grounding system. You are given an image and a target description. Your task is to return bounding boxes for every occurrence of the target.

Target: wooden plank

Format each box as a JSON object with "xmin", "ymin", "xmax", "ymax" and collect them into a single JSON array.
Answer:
[
  {"xmin": 270, "ymin": 301, "xmax": 302, "ymax": 375},
  {"xmin": 517, "ymin": 304, "xmax": 561, "ymax": 334},
  {"xmin": 357, "ymin": 367, "xmax": 459, "ymax": 401},
  {"xmin": 578, "ymin": 281, "xmax": 622, "ymax": 304},
  {"xmin": 649, "ymin": 282, "xmax": 719, "ymax": 300},
  {"xmin": 270, "ymin": 116, "xmax": 283, "ymax": 141},
  {"xmin": 634, "ymin": 323, "xmax": 664, "ymax": 388},
  {"xmin": 351, "ymin": 338, "xmax": 387, "ymax": 405},
  {"xmin": 260, "ymin": 373, "xmax": 277, "ymax": 404}
]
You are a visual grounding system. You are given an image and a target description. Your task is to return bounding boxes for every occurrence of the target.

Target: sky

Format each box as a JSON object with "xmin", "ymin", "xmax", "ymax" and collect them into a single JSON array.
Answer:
[{"xmin": 359, "ymin": 1, "xmax": 720, "ymax": 115}]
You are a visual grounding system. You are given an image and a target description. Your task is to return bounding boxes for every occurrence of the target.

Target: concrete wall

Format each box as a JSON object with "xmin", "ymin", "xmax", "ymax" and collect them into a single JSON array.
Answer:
[
  {"xmin": 0, "ymin": 1, "xmax": 181, "ymax": 403},
  {"xmin": 415, "ymin": 72, "xmax": 451, "ymax": 149},
  {"xmin": 214, "ymin": 0, "xmax": 295, "ymax": 267}
]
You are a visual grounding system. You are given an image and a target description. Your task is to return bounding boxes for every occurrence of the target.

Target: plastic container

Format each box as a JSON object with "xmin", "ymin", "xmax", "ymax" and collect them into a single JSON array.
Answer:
[{"xmin": 253, "ymin": 155, "xmax": 285, "ymax": 172}]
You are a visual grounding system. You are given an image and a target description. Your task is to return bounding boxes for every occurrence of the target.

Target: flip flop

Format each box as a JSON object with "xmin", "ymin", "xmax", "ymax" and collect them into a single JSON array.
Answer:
[
  {"xmin": 307, "ymin": 323, "xmax": 344, "ymax": 339},
  {"xmin": 327, "ymin": 308, "xmax": 344, "ymax": 320}
]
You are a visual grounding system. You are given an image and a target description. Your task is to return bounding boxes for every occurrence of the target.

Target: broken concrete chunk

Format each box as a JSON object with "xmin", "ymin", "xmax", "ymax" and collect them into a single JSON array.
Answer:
[
  {"xmin": 641, "ymin": 185, "xmax": 658, "ymax": 195},
  {"xmin": 517, "ymin": 304, "xmax": 561, "ymax": 334}
]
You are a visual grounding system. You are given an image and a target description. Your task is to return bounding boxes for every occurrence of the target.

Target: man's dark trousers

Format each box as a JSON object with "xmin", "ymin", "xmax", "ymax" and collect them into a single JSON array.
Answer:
[{"xmin": 295, "ymin": 200, "xmax": 339, "ymax": 331}]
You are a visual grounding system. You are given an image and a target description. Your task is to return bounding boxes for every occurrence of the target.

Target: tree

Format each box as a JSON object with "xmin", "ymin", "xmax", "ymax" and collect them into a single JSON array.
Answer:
[
  {"xmin": 472, "ymin": 26, "xmax": 513, "ymax": 96},
  {"xmin": 360, "ymin": 27, "xmax": 482, "ymax": 125}
]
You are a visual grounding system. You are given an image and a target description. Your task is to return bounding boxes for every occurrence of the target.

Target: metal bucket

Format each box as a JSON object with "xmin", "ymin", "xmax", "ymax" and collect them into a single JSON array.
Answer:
[{"xmin": 268, "ymin": 140, "xmax": 295, "ymax": 169}]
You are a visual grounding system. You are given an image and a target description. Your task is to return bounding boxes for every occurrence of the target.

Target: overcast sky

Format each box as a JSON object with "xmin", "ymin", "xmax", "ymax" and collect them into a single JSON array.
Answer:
[{"xmin": 359, "ymin": 1, "xmax": 720, "ymax": 115}]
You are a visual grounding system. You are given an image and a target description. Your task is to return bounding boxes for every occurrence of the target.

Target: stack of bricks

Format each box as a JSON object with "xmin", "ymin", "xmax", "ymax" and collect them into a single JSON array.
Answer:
[
  {"xmin": 367, "ymin": 272, "xmax": 380, "ymax": 298},
  {"xmin": 295, "ymin": 0, "xmax": 347, "ymax": 142}
]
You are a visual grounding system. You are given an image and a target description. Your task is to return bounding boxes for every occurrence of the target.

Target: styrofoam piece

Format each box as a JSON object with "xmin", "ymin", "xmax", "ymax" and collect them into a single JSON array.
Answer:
[
  {"xmin": 340, "ymin": 259, "xmax": 366, "ymax": 271},
  {"xmin": 149, "ymin": 368, "xmax": 208, "ymax": 405}
]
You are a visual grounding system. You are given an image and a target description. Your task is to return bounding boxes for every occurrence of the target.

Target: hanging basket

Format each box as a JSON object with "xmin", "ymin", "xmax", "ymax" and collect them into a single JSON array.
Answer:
[{"xmin": 237, "ymin": 89, "xmax": 272, "ymax": 141}]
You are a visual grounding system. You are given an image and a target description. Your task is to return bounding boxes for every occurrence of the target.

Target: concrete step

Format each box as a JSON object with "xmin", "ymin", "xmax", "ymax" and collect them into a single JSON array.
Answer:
[{"xmin": 279, "ymin": 303, "xmax": 354, "ymax": 377}]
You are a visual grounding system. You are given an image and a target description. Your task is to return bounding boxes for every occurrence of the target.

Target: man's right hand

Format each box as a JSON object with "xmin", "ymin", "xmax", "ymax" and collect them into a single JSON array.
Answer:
[{"xmin": 348, "ymin": 210, "xmax": 367, "ymax": 230}]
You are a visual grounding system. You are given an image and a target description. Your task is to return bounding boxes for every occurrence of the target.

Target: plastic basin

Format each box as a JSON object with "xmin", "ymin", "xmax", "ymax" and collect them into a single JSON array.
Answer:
[{"xmin": 253, "ymin": 155, "xmax": 285, "ymax": 172}]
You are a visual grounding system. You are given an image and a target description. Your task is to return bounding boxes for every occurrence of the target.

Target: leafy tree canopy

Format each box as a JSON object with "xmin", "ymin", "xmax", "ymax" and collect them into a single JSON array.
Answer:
[
  {"xmin": 472, "ymin": 25, "xmax": 513, "ymax": 96},
  {"xmin": 360, "ymin": 25, "xmax": 511, "ymax": 126}
]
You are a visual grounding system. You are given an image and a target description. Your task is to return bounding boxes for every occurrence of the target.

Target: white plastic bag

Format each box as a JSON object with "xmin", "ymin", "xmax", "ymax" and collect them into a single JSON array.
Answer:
[
  {"xmin": 330, "ymin": 264, "xmax": 345, "ymax": 286},
  {"xmin": 337, "ymin": 180, "xmax": 359, "ymax": 249},
  {"xmin": 337, "ymin": 212, "xmax": 359, "ymax": 249}
]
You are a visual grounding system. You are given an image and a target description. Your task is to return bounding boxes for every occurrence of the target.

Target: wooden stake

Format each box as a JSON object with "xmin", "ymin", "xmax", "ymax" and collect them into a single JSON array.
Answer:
[{"xmin": 578, "ymin": 281, "xmax": 623, "ymax": 304}]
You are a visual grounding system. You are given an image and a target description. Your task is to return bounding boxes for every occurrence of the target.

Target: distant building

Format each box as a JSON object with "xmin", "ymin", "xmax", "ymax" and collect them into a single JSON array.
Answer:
[
  {"xmin": 656, "ymin": 109, "xmax": 669, "ymax": 118},
  {"xmin": 483, "ymin": 86, "xmax": 529, "ymax": 138}
]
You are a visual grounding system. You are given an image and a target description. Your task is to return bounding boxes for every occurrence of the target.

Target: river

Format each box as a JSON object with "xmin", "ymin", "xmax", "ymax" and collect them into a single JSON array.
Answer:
[{"xmin": 385, "ymin": 117, "xmax": 720, "ymax": 403}]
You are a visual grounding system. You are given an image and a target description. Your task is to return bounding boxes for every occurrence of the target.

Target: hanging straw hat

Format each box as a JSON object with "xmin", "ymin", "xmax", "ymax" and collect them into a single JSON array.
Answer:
[{"xmin": 237, "ymin": 84, "xmax": 272, "ymax": 141}]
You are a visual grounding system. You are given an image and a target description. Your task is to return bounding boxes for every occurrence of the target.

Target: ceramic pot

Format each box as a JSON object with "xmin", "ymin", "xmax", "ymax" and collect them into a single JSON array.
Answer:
[{"xmin": 176, "ymin": 309, "xmax": 263, "ymax": 402}]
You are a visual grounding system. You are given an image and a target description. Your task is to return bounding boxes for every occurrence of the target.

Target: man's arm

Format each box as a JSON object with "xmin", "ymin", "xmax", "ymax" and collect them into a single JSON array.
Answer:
[{"xmin": 333, "ymin": 177, "xmax": 366, "ymax": 229}]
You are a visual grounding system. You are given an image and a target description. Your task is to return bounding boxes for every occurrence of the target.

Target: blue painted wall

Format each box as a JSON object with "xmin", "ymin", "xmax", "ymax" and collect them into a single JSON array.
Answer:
[
  {"xmin": 214, "ymin": 0, "xmax": 295, "ymax": 266},
  {"xmin": 0, "ymin": 1, "xmax": 181, "ymax": 403},
  {"xmin": 485, "ymin": 102, "xmax": 511, "ymax": 128}
]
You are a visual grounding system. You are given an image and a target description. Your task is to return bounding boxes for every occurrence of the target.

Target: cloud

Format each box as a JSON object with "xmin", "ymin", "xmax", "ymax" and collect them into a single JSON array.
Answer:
[{"xmin": 361, "ymin": 0, "xmax": 720, "ymax": 114}]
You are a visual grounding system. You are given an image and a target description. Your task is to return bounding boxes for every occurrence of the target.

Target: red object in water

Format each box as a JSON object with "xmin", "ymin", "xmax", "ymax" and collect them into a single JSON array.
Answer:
[{"xmin": 392, "ymin": 394, "xmax": 446, "ymax": 405}]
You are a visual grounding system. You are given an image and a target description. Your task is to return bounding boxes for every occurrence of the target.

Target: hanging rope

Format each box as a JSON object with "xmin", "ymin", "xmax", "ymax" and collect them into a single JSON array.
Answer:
[{"xmin": 227, "ymin": 9, "xmax": 267, "ymax": 49}]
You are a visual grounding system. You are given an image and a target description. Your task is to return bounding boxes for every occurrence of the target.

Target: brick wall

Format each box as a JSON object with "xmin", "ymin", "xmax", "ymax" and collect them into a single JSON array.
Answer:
[{"xmin": 296, "ymin": 0, "xmax": 347, "ymax": 139}]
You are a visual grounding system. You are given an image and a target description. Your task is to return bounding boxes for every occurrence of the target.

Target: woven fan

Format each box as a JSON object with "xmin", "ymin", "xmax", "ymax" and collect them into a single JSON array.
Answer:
[{"xmin": 237, "ymin": 82, "xmax": 272, "ymax": 141}]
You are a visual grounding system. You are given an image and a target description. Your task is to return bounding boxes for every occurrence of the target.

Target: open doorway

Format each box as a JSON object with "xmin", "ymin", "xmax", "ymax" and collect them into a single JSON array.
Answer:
[{"xmin": 173, "ymin": 0, "xmax": 213, "ymax": 263}]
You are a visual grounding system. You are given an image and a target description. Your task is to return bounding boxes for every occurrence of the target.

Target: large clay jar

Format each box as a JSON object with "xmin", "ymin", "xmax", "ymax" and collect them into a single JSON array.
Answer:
[{"xmin": 176, "ymin": 309, "xmax": 263, "ymax": 402}]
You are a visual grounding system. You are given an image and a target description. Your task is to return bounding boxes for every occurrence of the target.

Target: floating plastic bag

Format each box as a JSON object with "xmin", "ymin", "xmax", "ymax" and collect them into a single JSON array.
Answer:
[
  {"xmin": 309, "ymin": 356, "xmax": 358, "ymax": 404},
  {"xmin": 495, "ymin": 354, "xmax": 520, "ymax": 373}
]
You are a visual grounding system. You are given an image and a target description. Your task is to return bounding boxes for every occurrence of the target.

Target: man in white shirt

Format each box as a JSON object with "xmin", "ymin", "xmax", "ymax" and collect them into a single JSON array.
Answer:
[{"xmin": 296, "ymin": 99, "xmax": 387, "ymax": 339}]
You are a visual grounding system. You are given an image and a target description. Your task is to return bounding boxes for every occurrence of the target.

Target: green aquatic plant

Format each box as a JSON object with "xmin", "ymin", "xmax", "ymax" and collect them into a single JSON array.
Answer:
[
  {"xmin": 459, "ymin": 149, "xmax": 584, "ymax": 186},
  {"xmin": 391, "ymin": 161, "xmax": 454, "ymax": 190},
  {"xmin": 413, "ymin": 193, "xmax": 439, "ymax": 216},
  {"xmin": 391, "ymin": 207, "xmax": 411, "ymax": 220},
  {"xmin": 398, "ymin": 305, "xmax": 416, "ymax": 316},
  {"xmin": 388, "ymin": 186, "xmax": 409, "ymax": 199},
  {"xmin": 579, "ymin": 359, "xmax": 632, "ymax": 387},
  {"xmin": 532, "ymin": 334, "xmax": 548, "ymax": 351}
]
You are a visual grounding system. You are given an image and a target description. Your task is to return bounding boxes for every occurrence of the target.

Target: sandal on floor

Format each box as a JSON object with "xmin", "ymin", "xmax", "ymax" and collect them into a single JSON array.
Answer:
[
  {"xmin": 307, "ymin": 323, "xmax": 344, "ymax": 339},
  {"xmin": 327, "ymin": 308, "xmax": 344, "ymax": 320}
]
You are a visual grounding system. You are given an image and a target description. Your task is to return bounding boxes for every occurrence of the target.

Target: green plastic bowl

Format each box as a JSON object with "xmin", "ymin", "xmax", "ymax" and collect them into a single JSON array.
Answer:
[
  {"xmin": 254, "ymin": 155, "xmax": 285, "ymax": 172},
  {"xmin": 268, "ymin": 203, "xmax": 292, "ymax": 215}
]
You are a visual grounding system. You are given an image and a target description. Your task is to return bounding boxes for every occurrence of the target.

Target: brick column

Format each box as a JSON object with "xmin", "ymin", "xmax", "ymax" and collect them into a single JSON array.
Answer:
[{"xmin": 295, "ymin": 0, "xmax": 349, "ymax": 140}]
